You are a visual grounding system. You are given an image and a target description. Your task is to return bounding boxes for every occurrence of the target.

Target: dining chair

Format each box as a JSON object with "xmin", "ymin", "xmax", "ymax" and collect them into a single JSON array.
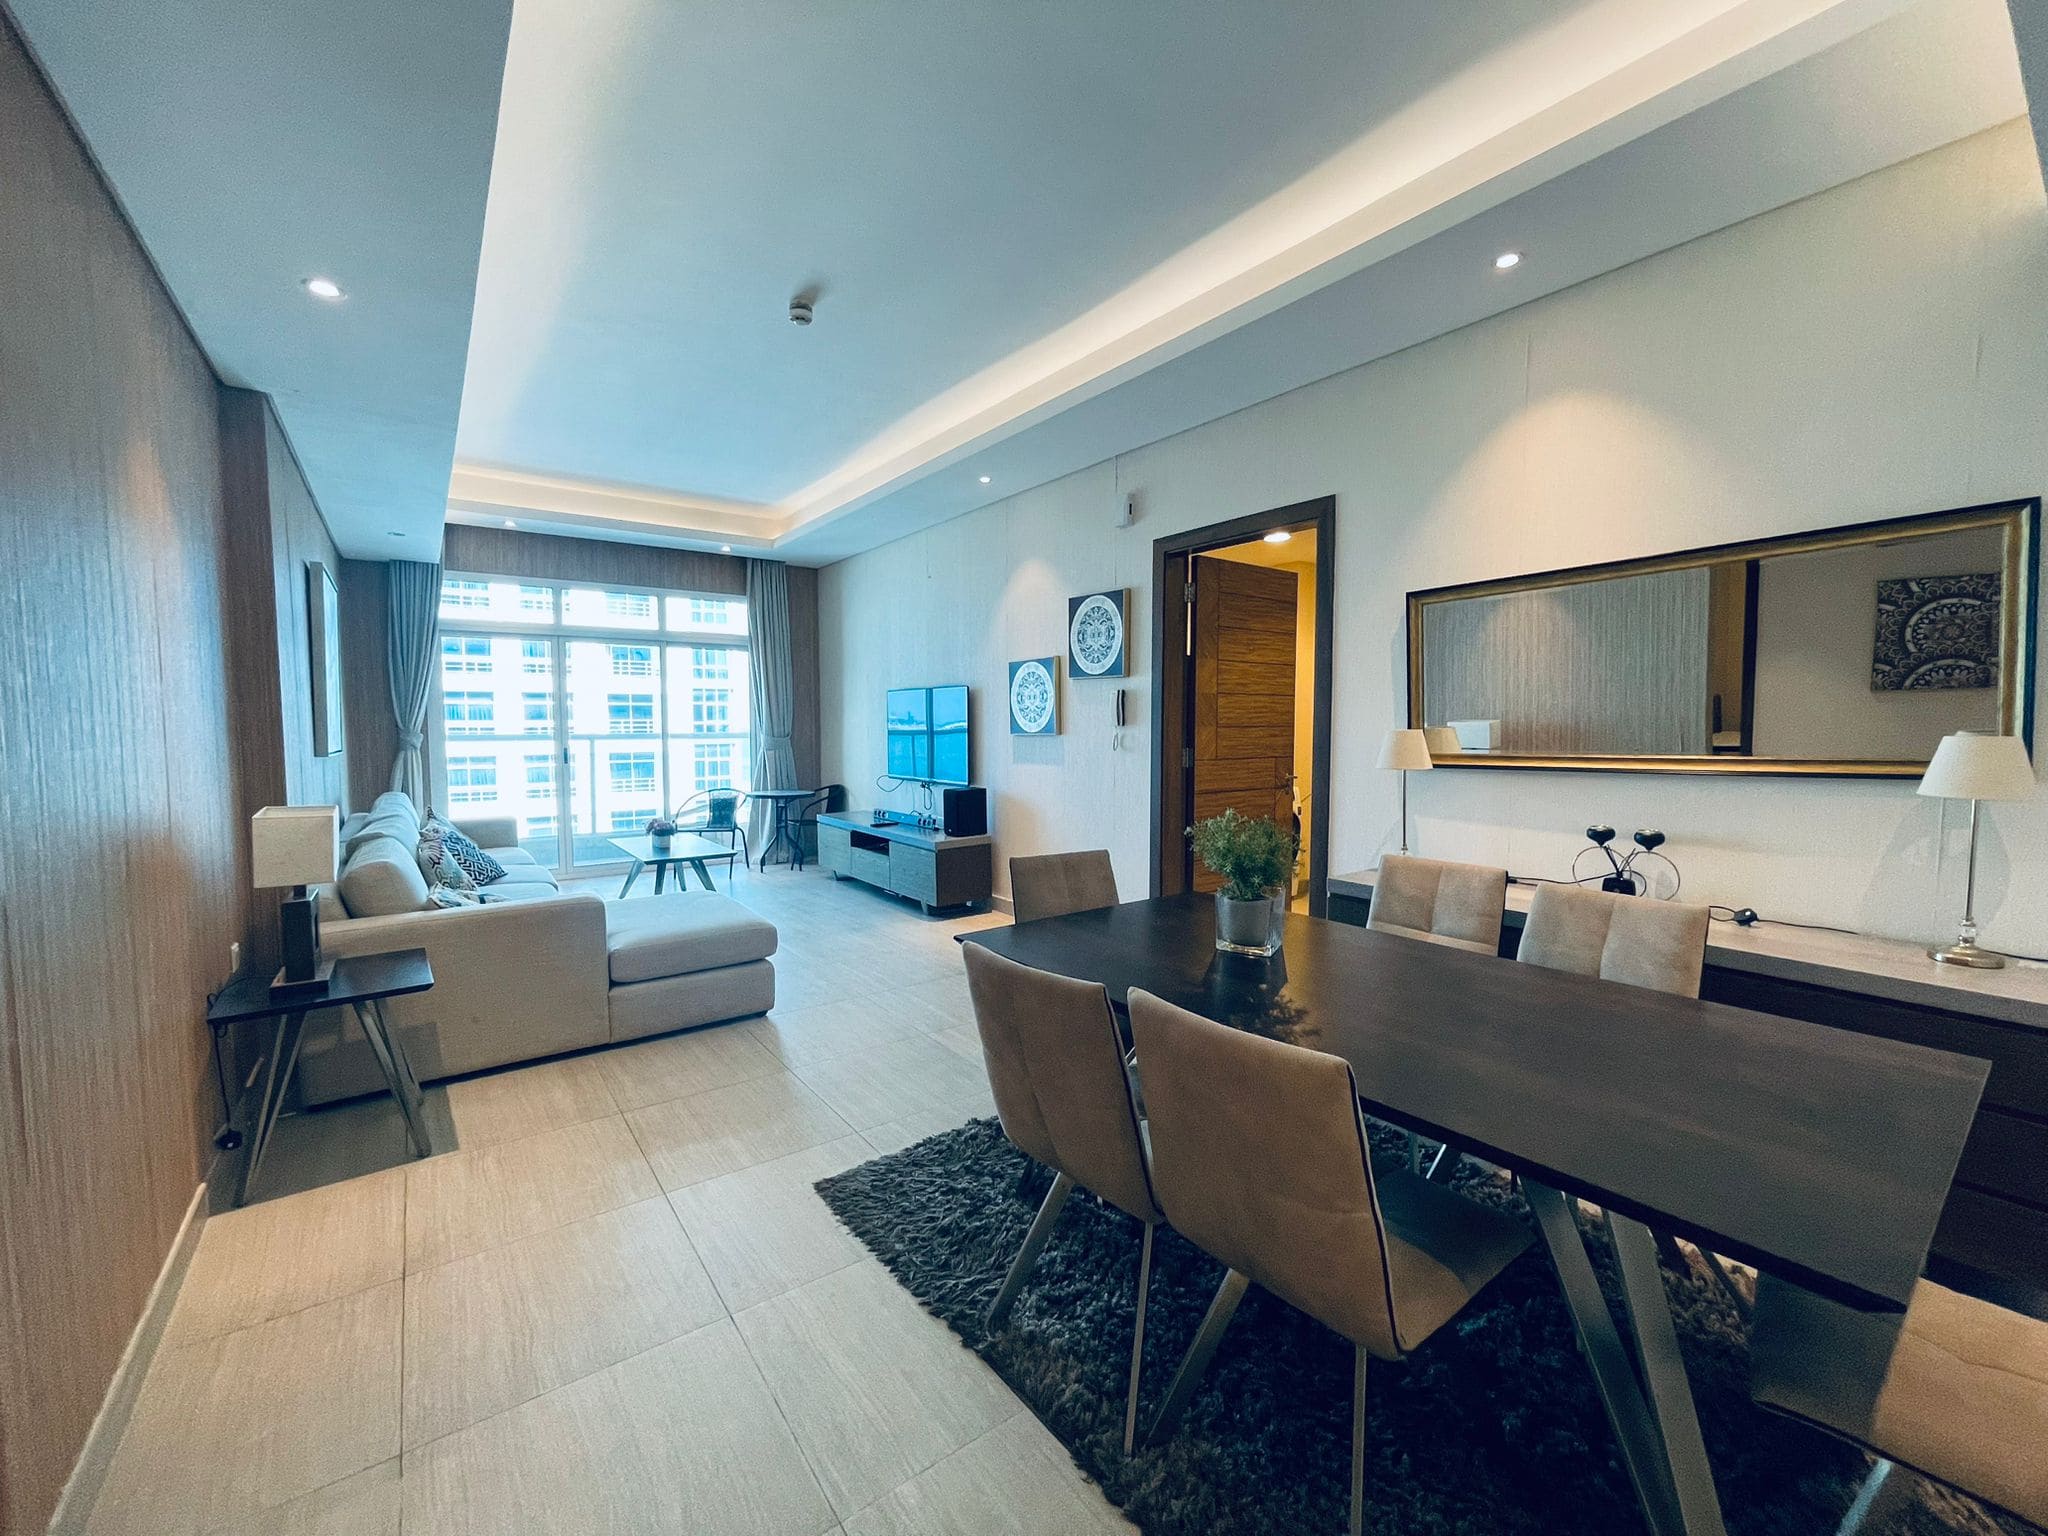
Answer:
[
  {"xmin": 1009, "ymin": 850, "xmax": 1119, "ymax": 923},
  {"xmin": 788, "ymin": 783, "xmax": 845, "ymax": 870},
  {"xmin": 1128, "ymin": 987, "xmax": 1530, "ymax": 1536},
  {"xmin": 963, "ymin": 942, "xmax": 1165, "ymax": 1454},
  {"xmin": 1512, "ymin": 884, "xmax": 1745, "ymax": 1300},
  {"xmin": 1515, "ymin": 883, "xmax": 1710, "ymax": 997},
  {"xmin": 675, "ymin": 788, "xmax": 748, "ymax": 874},
  {"xmin": 1749, "ymin": 1274, "xmax": 2048, "ymax": 1532},
  {"xmin": 1366, "ymin": 854, "xmax": 1509, "ymax": 1171},
  {"xmin": 1366, "ymin": 854, "xmax": 1507, "ymax": 955}
]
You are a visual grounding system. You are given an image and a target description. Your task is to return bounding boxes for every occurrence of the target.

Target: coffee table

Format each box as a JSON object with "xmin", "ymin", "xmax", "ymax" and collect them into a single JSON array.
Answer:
[{"xmin": 611, "ymin": 832, "xmax": 734, "ymax": 895}]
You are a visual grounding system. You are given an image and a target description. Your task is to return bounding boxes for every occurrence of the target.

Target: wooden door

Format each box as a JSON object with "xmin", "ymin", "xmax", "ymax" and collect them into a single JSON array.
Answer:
[{"xmin": 1190, "ymin": 555, "xmax": 1298, "ymax": 892}]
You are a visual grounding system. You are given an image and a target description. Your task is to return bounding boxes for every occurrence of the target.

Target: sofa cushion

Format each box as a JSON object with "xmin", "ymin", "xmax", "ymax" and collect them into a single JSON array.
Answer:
[
  {"xmin": 477, "ymin": 880, "xmax": 564, "ymax": 905},
  {"xmin": 486, "ymin": 848, "xmax": 558, "ymax": 886},
  {"xmin": 338, "ymin": 834, "xmax": 432, "ymax": 917},
  {"xmin": 345, "ymin": 807, "xmax": 418, "ymax": 857},
  {"xmin": 606, "ymin": 894, "xmax": 778, "ymax": 984}
]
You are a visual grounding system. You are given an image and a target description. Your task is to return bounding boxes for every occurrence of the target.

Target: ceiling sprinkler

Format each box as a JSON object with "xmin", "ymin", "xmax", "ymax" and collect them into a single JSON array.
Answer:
[{"xmin": 789, "ymin": 296, "xmax": 814, "ymax": 326}]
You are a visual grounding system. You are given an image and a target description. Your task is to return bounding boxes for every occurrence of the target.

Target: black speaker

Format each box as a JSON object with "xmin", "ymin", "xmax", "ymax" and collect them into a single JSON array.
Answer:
[{"xmin": 941, "ymin": 786, "xmax": 987, "ymax": 838}]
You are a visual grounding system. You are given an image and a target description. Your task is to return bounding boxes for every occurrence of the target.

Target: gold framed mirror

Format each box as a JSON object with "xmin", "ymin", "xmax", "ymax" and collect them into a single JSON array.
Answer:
[{"xmin": 1405, "ymin": 499, "xmax": 2038, "ymax": 777}]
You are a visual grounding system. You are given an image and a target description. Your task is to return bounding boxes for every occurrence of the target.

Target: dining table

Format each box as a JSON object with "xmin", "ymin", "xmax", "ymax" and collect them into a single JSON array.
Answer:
[{"xmin": 962, "ymin": 894, "xmax": 1992, "ymax": 1536}]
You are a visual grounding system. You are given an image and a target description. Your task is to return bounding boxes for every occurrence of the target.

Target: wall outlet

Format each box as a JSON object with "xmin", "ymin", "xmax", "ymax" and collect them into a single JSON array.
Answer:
[{"xmin": 229, "ymin": 941, "xmax": 242, "ymax": 976}]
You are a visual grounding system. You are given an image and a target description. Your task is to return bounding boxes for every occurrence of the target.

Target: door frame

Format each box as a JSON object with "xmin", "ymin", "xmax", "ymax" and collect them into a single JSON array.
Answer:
[{"xmin": 1149, "ymin": 495, "xmax": 1336, "ymax": 916}]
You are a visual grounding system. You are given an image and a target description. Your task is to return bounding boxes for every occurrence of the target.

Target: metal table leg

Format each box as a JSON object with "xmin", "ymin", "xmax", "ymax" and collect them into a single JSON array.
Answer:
[
  {"xmin": 687, "ymin": 858, "xmax": 716, "ymax": 891},
  {"xmin": 619, "ymin": 860, "xmax": 644, "ymax": 898},
  {"xmin": 1523, "ymin": 1179, "xmax": 1727, "ymax": 1536},
  {"xmin": 352, "ymin": 999, "xmax": 433, "ymax": 1159},
  {"xmin": 237, "ymin": 1010, "xmax": 310, "ymax": 1206}
]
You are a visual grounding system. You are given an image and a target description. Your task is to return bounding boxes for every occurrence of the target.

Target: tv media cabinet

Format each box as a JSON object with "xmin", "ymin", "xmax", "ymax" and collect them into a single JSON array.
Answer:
[{"xmin": 816, "ymin": 810, "xmax": 993, "ymax": 915}]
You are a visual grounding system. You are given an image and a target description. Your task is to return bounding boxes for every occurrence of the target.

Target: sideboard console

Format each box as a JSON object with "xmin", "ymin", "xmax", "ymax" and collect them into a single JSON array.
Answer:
[
  {"xmin": 817, "ymin": 811, "xmax": 993, "ymax": 915},
  {"xmin": 1331, "ymin": 869, "xmax": 2048, "ymax": 1301}
]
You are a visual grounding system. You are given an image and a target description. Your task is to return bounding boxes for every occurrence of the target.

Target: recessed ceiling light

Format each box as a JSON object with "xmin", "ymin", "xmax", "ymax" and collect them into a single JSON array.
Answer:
[
  {"xmin": 1263, "ymin": 529, "xmax": 1292, "ymax": 545},
  {"xmin": 978, "ymin": 475, "xmax": 992, "ymax": 485},
  {"xmin": 719, "ymin": 544, "xmax": 732, "ymax": 554},
  {"xmin": 303, "ymin": 276, "xmax": 346, "ymax": 300},
  {"xmin": 502, "ymin": 519, "xmax": 516, "ymax": 529},
  {"xmin": 1493, "ymin": 251, "xmax": 1523, "ymax": 271}
]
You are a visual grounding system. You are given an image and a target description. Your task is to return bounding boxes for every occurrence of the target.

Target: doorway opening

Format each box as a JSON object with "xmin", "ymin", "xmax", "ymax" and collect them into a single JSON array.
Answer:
[{"xmin": 1150, "ymin": 496, "xmax": 1334, "ymax": 916}]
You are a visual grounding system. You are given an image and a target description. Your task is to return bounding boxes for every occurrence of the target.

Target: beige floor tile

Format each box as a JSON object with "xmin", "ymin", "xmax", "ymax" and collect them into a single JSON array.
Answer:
[
  {"xmin": 742, "ymin": 995, "xmax": 936, "ymax": 1073},
  {"xmin": 166, "ymin": 1168, "xmax": 403, "ymax": 1348},
  {"xmin": 893, "ymin": 974, "xmax": 975, "ymax": 1031},
  {"xmin": 931, "ymin": 1025, "xmax": 985, "ymax": 1065},
  {"xmin": 669, "ymin": 1136, "xmax": 874, "ymax": 1311},
  {"xmin": 789, "ymin": 1032, "xmax": 994, "ymax": 1131},
  {"xmin": 627, "ymin": 1070, "xmax": 853, "ymax": 1190},
  {"xmin": 405, "ymin": 1116, "xmax": 659, "ymax": 1272},
  {"xmin": 403, "ymin": 1198, "xmax": 724, "ymax": 1447},
  {"xmin": 594, "ymin": 1022, "xmax": 783, "ymax": 1112},
  {"xmin": 771, "ymin": 955, "xmax": 891, "ymax": 1011},
  {"xmin": 735, "ymin": 1260, "xmax": 1021, "ymax": 1520},
  {"xmin": 841, "ymin": 1413, "xmax": 1135, "ymax": 1535},
  {"xmin": 401, "ymin": 1319, "xmax": 835, "ymax": 1536},
  {"xmin": 445, "ymin": 1054, "xmax": 618, "ymax": 1150},
  {"xmin": 88, "ymin": 1283, "xmax": 400, "ymax": 1536},
  {"xmin": 205, "ymin": 1459, "xmax": 399, "ymax": 1536},
  {"xmin": 860, "ymin": 1098, "xmax": 996, "ymax": 1158}
]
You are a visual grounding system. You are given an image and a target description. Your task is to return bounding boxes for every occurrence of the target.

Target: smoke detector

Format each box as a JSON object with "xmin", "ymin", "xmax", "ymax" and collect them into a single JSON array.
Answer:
[{"xmin": 788, "ymin": 296, "xmax": 814, "ymax": 326}]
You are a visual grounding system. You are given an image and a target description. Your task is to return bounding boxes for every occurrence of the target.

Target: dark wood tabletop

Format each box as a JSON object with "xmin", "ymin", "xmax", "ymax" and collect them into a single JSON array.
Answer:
[
  {"xmin": 207, "ymin": 948, "xmax": 435, "ymax": 1027},
  {"xmin": 964, "ymin": 896, "xmax": 1990, "ymax": 1311}
]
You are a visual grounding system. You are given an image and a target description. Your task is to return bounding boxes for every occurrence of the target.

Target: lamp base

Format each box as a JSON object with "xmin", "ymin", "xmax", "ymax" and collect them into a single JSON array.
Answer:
[
  {"xmin": 270, "ymin": 958, "xmax": 336, "ymax": 999},
  {"xmin": 1929, "ymin": 939, "xmax": 2007, "ymax": 970}
]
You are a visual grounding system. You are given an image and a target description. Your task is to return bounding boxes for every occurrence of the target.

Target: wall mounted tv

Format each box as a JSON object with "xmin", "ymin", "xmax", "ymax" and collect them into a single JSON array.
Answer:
[{"xmin": 886, "ymin": 685, "xmax": 971, "ymax": 785}]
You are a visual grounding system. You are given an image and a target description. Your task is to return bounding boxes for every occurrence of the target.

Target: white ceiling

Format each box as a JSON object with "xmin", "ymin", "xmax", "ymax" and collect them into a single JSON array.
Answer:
[
  {"xmin": 7, "ymin": 0, "xmax": 512, "ymax": 559},
  {"xmin": 449, "ymin": 0, "xmax": 2030, "ymax": 565}
]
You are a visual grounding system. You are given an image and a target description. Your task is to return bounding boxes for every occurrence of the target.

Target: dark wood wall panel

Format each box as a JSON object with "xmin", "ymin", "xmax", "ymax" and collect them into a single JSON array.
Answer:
[
  {"xmin": 0, "ymin": 15, "xmax": 243, "ymax": 1529},
  {"xmin": 442, "ymin": 523, "xmax": 748, "ymax": 595}
]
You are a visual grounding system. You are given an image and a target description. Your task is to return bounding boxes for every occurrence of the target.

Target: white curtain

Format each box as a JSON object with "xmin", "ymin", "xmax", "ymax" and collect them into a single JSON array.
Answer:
[
  {"xmin": 386, "ymin": 560, "xmax": 441, "ymax": 808},
  {"xmin": 747, "ymin": 560, "xmax": 799, "ymax": 845}
]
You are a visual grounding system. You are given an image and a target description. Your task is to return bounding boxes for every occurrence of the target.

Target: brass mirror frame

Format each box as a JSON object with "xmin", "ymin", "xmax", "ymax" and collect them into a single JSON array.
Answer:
[{"xmin": 1405, "ymin": 498, "xmax": 2039, "ymax": 778}]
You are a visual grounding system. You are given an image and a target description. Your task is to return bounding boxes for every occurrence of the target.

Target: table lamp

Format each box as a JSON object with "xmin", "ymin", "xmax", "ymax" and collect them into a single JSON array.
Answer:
[
  {"xmin": 253, "ymin": 805, "xmax": 339, "ymax": 995},
  {"xmin": 1379, "ymin": 728, "xmax": 1434, "ymax": 855},
  {"xmin": 1917, "ymin": 732, "xmax": 2035, "ymax": 969}
]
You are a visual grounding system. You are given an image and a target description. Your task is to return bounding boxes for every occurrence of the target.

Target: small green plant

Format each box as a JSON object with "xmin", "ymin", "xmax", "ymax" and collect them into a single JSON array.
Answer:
[{"xmin": 1188, "ymin": 809, "xmax": 1298, "ymax": 903}]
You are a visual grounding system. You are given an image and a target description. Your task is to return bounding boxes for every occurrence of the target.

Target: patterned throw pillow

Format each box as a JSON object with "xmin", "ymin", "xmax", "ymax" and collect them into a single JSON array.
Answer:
[
  {"xmin": 416, "ymin": 830, "xmax": 476, "ymax": 893},
  {"xmin": 424, "ymin": 810, "xmax": 508, "ymax": 887}
]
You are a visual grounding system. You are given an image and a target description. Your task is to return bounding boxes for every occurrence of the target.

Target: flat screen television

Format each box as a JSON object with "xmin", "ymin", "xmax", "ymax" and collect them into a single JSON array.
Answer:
[{"xmin": 885, "ymin": 685, "xmax": 971, "ymax": 785}]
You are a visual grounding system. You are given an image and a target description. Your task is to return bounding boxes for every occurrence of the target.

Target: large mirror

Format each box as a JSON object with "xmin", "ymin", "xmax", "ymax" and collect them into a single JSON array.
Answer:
[{"xmin": 1407, "ymin": 500, "xmax": 2037, "ymax": 776}]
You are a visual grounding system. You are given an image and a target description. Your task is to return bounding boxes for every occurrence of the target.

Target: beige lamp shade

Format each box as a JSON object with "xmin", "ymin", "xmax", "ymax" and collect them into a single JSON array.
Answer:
[
  {"xmin": 251, "ymin": 805, "xmax": 339, "ymax": 889},
  {"xmin": 1421, "ymin": 726, "xmax": 1461, "ymax": 758},
  {"xmin": 1917, "ymin": 733, "xmax": 2035, "ymax": 803},
  {"xmin": 1379, "ymin": 728, "xmax": 1434, "ymax": 772}
]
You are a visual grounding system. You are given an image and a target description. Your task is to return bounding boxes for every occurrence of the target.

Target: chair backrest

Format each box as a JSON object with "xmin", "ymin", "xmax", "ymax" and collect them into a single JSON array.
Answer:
[
  {"xmin": 1128, "ymin": 987, "xmax": 1403, "ymax": 1358},
  {"xmin": 1516, "ymin": 885, "xmax": 1709, "ymax": 998},
  {"xmin": 704, "ymin": 790, "xmax": 739, "ymax": 831},
  {"xmin": 798, "ymin": 783, "xmax": 847, "ymax": 819},
  {"xmin": 1367, "ymin": 854, "xmax": 1507, "ymax": 955},
  {"xmin": 1009, "ymin": 850, "xmax": 1118, "ymax": 924},
  {"xmin": 962, "ymin": 944, "xmax": 1159, "ymax": 1223}
]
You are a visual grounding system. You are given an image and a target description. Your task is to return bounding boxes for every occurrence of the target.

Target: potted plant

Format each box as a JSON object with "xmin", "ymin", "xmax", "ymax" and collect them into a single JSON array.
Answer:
[
  {"xmin": 646, "ymin": 813, "xmax": 680, "ymax": 853},
  {"xmin": 1188, "ymin": 809, "xmax": 1298, "ymax": 956}
]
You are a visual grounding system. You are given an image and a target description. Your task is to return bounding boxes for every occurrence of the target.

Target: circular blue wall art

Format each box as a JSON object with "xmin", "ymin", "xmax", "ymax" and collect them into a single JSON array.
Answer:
[{"xmin": 1008, "ymin": 657, "xmax": 1059, "ymax": 735}]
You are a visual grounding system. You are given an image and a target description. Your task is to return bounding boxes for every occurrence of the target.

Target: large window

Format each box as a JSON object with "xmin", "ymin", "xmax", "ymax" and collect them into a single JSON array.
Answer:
[{"xmin": 435, "ymin": 575, "xmax": 752, "ymax": 870}]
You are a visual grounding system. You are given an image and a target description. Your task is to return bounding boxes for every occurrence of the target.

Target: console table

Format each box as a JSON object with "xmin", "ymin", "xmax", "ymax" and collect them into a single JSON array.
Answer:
[
  {"xmin": 1330, "ymin": 868, "xmax": 2048, "ymax": 1299},
  {"xmin": 816, "ymin": 810, "xmax": 992, "ymax": 914}
]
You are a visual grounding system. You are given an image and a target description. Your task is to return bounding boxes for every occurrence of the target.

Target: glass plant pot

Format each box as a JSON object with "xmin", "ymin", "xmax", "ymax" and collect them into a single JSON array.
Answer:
[{"xmin": 1215, "ymin": 888, "xmax": 1285, "ymax": 957}]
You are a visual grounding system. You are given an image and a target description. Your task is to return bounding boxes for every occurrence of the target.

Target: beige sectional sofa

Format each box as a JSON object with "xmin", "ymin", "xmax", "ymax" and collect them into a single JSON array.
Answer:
[{"xmin": 296, "ymin": 793, "xmax": 776, "ymax": 1105}]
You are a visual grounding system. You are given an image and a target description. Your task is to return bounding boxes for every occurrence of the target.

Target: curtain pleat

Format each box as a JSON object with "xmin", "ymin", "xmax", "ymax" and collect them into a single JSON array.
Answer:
[
  {"xmin": 747, "ymin": 560, "xmax": 799, "ymax": 845},
  {"xmin": 386, "ymin": 559, "xmax": 441, "ymax": 808}
]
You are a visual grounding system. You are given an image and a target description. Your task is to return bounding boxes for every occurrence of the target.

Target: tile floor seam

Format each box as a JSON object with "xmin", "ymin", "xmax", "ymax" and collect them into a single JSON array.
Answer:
[
  {"xmin": 832, "ymin": 1401, "xmax": 1034, "ymax": 1530},
  {"xmin": 726, "ymin": 1289, "xmax": 856, "ymax": 1529},
  {"xmin": 148, "ymin": 1268, "xmax": 405, "ymax": 1367}
]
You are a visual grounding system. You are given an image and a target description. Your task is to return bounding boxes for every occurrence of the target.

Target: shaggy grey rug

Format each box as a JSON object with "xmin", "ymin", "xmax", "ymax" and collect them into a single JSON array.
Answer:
[{"xmin": 816, "ymin": 1118, "xmax": 2032, "ymax": 1536}]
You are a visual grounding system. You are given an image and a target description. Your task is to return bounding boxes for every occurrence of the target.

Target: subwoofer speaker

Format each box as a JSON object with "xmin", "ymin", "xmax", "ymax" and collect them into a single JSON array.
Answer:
[{"xmin": 941, "ymin": 786, "xmax": 987, "ymax": 837}]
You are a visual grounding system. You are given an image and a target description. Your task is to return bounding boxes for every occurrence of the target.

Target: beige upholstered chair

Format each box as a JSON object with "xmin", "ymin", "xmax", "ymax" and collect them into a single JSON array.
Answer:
[
  {"xmin": 963, "ymin": 942, "xmax": 1163, "ymax": 1452},
  {"xmin": 1128, "ymin": 988, "xmax": 1529, "ymax": 1536},
  {"xmin": 1750, "ymin": 1275, "xmax": 2048, "ymax": 1531},
  {"xmin": 1009, "ymin": 850, "xmax": 1119, "ymax": 924},
  {"xmin": 1516, "ymin": 884, "xmax": 1710, "ymax": 997},
  {"xmin": 1366, "ymin": 854, "xmax": 1507, "ymax": 956}
]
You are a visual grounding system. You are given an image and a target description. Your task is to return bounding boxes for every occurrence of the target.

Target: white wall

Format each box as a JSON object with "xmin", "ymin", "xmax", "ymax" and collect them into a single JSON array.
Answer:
[{"xmin": 820, "ymin": 121, "xmax": 2048, "ymax": 952}]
